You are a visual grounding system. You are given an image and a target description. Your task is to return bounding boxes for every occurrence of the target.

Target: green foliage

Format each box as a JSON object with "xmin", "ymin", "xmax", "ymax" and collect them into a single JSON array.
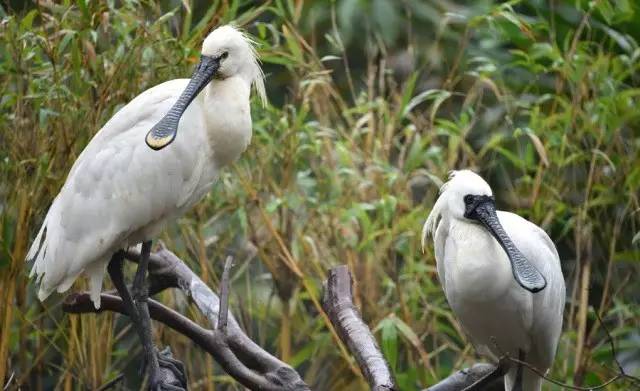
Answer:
[{"xmin": 1, "ymin": 0, "xmax": 639, "ymax": 390}]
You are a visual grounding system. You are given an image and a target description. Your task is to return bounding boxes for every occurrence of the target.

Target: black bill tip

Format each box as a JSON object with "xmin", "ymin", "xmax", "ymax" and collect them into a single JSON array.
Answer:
[{"xmin": 146, "ymin": 120, "xmax": 178, "ymax": 150}]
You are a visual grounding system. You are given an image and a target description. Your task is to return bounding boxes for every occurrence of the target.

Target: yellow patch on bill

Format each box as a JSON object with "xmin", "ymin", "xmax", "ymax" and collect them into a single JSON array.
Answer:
[{"xmin": 145, "ymin": 131, "xmax": 174, "ymax": 150}]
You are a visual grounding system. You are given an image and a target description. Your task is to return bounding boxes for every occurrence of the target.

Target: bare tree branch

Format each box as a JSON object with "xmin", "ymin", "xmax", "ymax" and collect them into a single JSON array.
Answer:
[
  {"xmin": 68, "ymin": 255, "xmax": 636, "ymax": 391},
  {"xmin": 322, "ymin": 265, "xmax": 397, "ymax": 391},
  {"xmin": 63, "ymin": 247, "xmax": 310, "ymax": 391},
  {"xmin": 425, "ymin": 363, "xmax": 503, "ymax": 391},
  {"xmin": 321, "ymin": 265, "xmax": 507, "ymax": 391}
]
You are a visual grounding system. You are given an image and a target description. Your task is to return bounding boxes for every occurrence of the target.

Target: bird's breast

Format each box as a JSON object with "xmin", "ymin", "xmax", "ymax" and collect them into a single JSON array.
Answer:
[
  {"xmin": 446, "ymin": 222, "xmax": 514, "ymax": 302},
  {"xmin": 444, "ymin": 221, "xmax": 533, "ymax": 358}
]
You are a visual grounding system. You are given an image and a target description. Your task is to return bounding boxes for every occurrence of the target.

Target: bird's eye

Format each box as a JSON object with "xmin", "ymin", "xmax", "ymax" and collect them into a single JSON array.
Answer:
[
  {"xmin": 221, "ymin": 51, "xmax": 229, "ymax": 59},
  {"xmin": 464, "ymin": 195, "xmax": 474, "ymax": 204}
]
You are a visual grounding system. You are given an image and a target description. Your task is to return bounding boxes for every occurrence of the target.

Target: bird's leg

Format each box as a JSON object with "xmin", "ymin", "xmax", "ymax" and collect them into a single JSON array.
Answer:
[
  {"xmin": 131, "ymin": 240, "xmax": 162, "ymax": 388},
  {"xmin": 109, "ymin": 246, "xmax": 186, "ymax": 390},
  {"xmin": 511, "ymin": 350, "xmax": 525, "ymax": 391},
  {"xmin": 107, "ymin": 250, "xmax": 141, "ymax": 329}
]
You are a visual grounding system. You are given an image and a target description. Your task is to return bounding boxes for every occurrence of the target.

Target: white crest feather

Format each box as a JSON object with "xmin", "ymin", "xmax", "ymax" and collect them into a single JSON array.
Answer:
[
  {"xmin": 245, "ymin": 34, "xmax": 267, "ymax": 107},
  {"xmin": 421, "ymin": 171, "xmax": 456, "ymax": 251},
  {"xmin": 227, "ymin": 25, "xmax": 267, "ymax": 107},
  {"xmin": 421, "ymin": 169, "xmax": 492, "ymax": 251}
]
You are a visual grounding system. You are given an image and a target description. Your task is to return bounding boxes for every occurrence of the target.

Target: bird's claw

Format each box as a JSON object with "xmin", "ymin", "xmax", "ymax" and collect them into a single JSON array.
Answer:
[{"xmin": 148, "ymin": 347, "xmax": 187, "ymax": 390}]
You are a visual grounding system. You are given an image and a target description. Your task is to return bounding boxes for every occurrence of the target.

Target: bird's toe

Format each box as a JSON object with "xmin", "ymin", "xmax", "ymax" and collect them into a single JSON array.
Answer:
[
  {"xmin": 151, "ymin": 346, "xmax": 187, "ymax": 389},
  {"xmin": 149, "ymin": 371, "xmax": 187, "ymax": 391}
]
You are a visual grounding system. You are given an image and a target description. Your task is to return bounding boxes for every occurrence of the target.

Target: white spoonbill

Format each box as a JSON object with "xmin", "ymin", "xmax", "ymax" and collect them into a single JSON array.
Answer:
[
  {"xmin": 422, "ymin": 170, "xmax": 565, "ymax": 391},
  {"xmin": 26, "ymin": 25, "xmax": 266, "ymax": 389}
]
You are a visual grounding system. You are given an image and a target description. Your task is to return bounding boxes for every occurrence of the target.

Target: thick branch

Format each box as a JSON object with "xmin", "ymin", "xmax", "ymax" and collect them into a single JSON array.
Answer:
[
  {"xmin": 322, "ymin": 265, "xmax": 508, "ymax": 391},
  {"xmin": 425, "ymin": 363, "xmax": 503, "ymax": 391},
  {"xmin": 322, "ymin": 265, "xmax": 396, "ymax": 391},
  {"xmin": 63, "ymin": 253, "xmax": 524, "ymax": 391},
  {"xmin": 63, "ymin": 293, "xmax": 283, "ymax": 389},
  {"xmin": 130, "ymin": 247, "xmax": 304, "ymax": 373},
  {"xmin": 64, "ymin": 247, "xmax": 309, "ymax": 391}
]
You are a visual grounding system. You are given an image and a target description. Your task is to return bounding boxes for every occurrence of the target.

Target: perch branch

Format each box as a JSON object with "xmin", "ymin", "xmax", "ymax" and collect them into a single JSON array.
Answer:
[
  {"xmin": 67, "ymin": 255, "xmax": 638, "ymax": 391},
  {"xmin": 322, "ymin": 265, "xmax": 397, "ymax": 391},
  {"xmin": 426, "ymin": 308, "xmax": 640, "ymax": 391},
  {"xmin": 498, "ymin": 354, "xmax": 640, "ymax": 391},
  {"xmin": 425, "ymin": 363, "xmax": 503, "ymax": 391},
  {"xmin": 323, "ymin": 265, "xmax": 506, "ymax": 391},
  {"xmin": 63, "ymin": 247, "xmax": 309, "ymax": 391}
]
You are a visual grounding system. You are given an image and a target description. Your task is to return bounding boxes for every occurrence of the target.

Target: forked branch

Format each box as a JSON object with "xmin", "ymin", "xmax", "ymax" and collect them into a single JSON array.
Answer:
[
  {"xmin": 322, "ymin": 265, "xmax": 397, "ymax": 391},
  {"xmin": 63, "ymin": 247, "xmax": 309, "ymax": 391},
  {"xmin": 322, "ymin": 265, "xmax": 504, "ymax": 391},
  {"xmin": 63, "ymin": 255, "xmax": 638, "ymax": 391}
]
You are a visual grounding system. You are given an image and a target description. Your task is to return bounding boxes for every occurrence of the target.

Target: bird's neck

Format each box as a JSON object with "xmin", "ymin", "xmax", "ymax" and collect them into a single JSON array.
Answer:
[{"xmin": 202, "ymin": 76, "xmax": 253, "ymax": 166}]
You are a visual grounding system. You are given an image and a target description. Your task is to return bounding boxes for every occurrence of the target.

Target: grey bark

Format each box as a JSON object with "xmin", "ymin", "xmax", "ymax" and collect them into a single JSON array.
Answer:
[
  {"xmin": 322, "ymin": 265, "xmax": 397, "ymax": 391},
  {"xmin": 321, "ymin": 265, "xmax": 505, "ymax": 391},
  {"xmin": 63, "ymin": 246, "xmax": 309, "ymax": 391},
  {"xmin": 63, "ymin": 249, "xmax": 505, "ymax": 391}
]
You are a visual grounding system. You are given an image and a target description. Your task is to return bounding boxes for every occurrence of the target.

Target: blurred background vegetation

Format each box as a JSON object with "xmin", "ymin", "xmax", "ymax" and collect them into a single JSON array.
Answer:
[{"xmin": 1, "ymin": 0, "xmax": 639, "ymax": 389}]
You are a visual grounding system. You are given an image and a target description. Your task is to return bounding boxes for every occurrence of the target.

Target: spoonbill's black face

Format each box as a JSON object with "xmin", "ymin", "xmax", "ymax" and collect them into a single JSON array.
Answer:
[
  {"xmin": 463, "ymin": 194, "xmax": 495, "ymax": 218},
  {"xmin": 463, "ymin": 194, "xmax": 547, "ymax": 293},
  {"xmin": 145, "ymin": 54, "xmax": 225, "ymax": 150}
]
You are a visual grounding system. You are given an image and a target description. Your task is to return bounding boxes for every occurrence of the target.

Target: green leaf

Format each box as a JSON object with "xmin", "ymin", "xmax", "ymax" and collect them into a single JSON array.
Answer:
[{"xmin": 402, "ymin": 89, "xmax": 451, "ymax": 120}]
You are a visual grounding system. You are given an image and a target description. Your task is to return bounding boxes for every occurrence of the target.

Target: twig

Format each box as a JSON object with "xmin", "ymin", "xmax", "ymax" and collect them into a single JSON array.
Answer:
[
  {"xmin": 321, "ymin": 265, "xmax": 640, "ymax": 391},
  {"xmin": 217, "ymin": 256, "xmax": 233, "ymax": 331},
  {"xmin": 64, "ymin": 248, "xmax": 310, "ymax": 391},
  {"xmin": 593, "ymin": 311, "xmax": 640, "ymax": 388},
  {"xmin": 3, "ymin": 371, "xmax": 15, "ymax": 391},
  {"xmin": 322, "ymin": 265, "xmax": 397, "ymax": 391},
  {"xmin": 487, "ymin": 307, "xmax": 640, "ymax": 390},
  {"xmin": 593, "ymin": 311, "xmax": 624, "ymax": 375},
  {"xmin": 96, "ymin": 374, "xmax": 124, "ymax": 391},
  {"xmin": 500, "ymin": 354, "xmax": 639, "ymax": 391}
]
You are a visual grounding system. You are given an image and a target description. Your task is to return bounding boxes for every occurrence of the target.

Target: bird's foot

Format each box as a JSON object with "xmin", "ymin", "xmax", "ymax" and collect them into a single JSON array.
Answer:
[{"xmin": 148, "ymin": 347, "xmax": 187, "ymax": 391}]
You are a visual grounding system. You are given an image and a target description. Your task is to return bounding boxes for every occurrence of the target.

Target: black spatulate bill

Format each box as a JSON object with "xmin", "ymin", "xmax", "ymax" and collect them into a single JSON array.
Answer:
[
  {"xmin": 146, "ymin": 55, "xmax": 221, "ymax": 150},
  {"xmin": 464, "ymin": 195, "xmax": 547, "ymax": 293}
]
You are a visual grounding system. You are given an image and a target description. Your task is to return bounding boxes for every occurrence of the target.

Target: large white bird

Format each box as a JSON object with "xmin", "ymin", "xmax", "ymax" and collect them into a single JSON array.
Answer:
[
  {"xmin": 26, "ymin": 25, "xmax": 266, "ymax": 389},
  {"xmin": 422, "ymin": 170, "xmax": 565, "ymax": 391}
]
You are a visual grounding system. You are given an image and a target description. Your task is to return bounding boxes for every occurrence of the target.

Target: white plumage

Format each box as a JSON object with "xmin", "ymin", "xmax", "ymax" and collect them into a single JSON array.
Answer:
[
  {"xmin": 27, "ymin": 25, "xmax": 265, "ymax": 309},
  {"xmin": 423, "ymin": 170, "xmax": 565, "ymax": 391}
]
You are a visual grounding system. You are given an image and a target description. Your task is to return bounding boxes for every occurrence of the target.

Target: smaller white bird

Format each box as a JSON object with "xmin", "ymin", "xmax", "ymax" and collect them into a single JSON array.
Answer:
[{"xmin": 422, "ymin": 170, "xmax": 565, "ymax": 391}]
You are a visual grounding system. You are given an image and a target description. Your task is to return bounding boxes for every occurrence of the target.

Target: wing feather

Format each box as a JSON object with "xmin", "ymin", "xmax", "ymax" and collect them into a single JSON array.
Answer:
[
  {"xmin": 497, "ymin": 211, "xmax": 566, "ymax": 369},
  {"xmin": 433, "ymin": 220, "xmax": 448, "ymax": 292},
  {"xmin": 26, "ymin": 79, "xmax": 212, "ymax": 308}
]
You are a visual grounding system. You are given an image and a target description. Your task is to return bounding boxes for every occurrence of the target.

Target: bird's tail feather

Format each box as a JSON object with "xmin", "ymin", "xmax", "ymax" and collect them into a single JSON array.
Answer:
[
  {"xmin": 26, "ymin": 213, "xmax": 48, "ymax": 266},
  {"xmin": 85, "ymin": 260, "xmax": 107, "ymax": 309},
  {"xmin": 28, "ymin": 199, "xmax": 111, "ymax": 310},
  {"xmin": 28, "ymin": 200, "xmax": 77, "ymax": 302}
]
